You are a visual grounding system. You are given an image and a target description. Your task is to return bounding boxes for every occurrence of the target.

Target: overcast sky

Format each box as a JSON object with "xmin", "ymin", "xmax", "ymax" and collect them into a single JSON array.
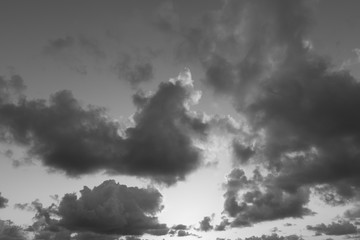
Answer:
[{"xmin": 1, "ymin": 1, "xmax": 360, "ymax": 240}]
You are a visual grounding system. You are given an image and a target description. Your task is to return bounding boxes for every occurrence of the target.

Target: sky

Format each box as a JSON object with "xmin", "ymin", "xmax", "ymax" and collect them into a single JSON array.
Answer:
[{"xmin": 1, "ymin": 1, "xmax": 360, "ymax": 240}]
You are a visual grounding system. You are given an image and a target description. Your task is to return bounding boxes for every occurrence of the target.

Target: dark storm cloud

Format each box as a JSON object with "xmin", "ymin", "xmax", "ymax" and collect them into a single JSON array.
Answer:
[
  {"xmin": 223, "ymin": 169, "xmax": 312, "ymax": 226},
  {"xmin": 306, "ymin": 221, "xmax": 358, "ymax": 236},
  {"xmin": 199, "ymin": 216, "xmax": 213, "ymax": 231},
  {"xmin": 58, "ymin": 180, "xmax": 166, "ymax": 236},
  {"xmin": 0, "ymin": 70, "xmax": 208, "ymax": 185},
  {"xmin": 0, "ymin": 192, "xmax": 8, "ymax": 208},
  {"xmin": 114, "ymin": 53, "xmax": 154, "ymax": 87}
]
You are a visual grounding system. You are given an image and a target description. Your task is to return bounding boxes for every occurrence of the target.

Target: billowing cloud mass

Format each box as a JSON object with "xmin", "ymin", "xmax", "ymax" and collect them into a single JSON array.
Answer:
[
  {"xmin": 173, "ymin": 0, "xmax": 360, "ymax": 225},
  {"xmin": 223, "ymin": 168, "xmax": 312, "ymax": 226},
  {"xmin": 12, "ymin": 181, "xmax": 167, "ymax": 238},
  {"xmin": 0, "ymin": 192, "xmax": 8, "ymax": 208},
  {"xmin": 0, "ymin": 69, "xmax": 207, "ymax": 185},
  {"xmin": 58, "ymin": 180, "xmax": 166, "ymax": 236},
  {"xmin": 307, "ymin": 221, "xmax": 358, "ymax": 236}
]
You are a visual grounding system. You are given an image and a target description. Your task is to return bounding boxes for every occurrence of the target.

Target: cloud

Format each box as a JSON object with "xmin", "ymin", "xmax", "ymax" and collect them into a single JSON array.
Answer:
[
  {"xmin": 344, "ymin": 205, "xmax": 360, "ymax": 219},
  {"xmin": 0, "ymin": 69, "xmax": 209, "ymax": 185},
  {"xmin": 43, "ymin": 36, "xmax": 75, "ymax": 54},
  {"xmin": 214, "ymin": 218, "xmax": 229, "ymax": 231},
  {"xmin": 232, "ymin": 140, "xmax": 255, "ymax": 164},
  {"xmin": 0, "ymin": 74, "xmax": 26, "ymax": 105},
  {"xmin": 43, "ymin": 35, "xmax": 106, "ymax": 75},
  {"xmin": 0, "ymin": 89, "xmax": 123, "ymax": 176},
  {"xmin": 177, "ymin": 230, "xmax": 190, "ymax": 237},
  {"xmin": 241, "ymin": 234, "xmax": 304, "ymax": 240},
  {"xmin": 33, "ymin": 230, "xmax": 71, "ymax": 240},
  {"xmin": 307, "ymin": 221, "xmax": 358, "ymax": 236},
  {"xmin": 172, "ymin": 224, "xmax": 188, "ymax": 230},
  {"xmin": 43, "ymin": 36, "xmax": 106, "ymax": 60},
  {"xmin": 173, "ymin": 0, "xmax": 360, "ymax": 212},
  {"xmin": 114, "ymin": 53, "xmax": 154, "ymax": 87},
  {"xmin": 199, "ymin": 216, "xmax": 213, "ymax": 231},
  {"xmin": 58, "ymin": 180, "xmax": 166, "ymax": 236},
  {"xmin": 223, "ymin": 168, "xmax": 313, "ymax": 226},
  {"xmin": 116, "ymin": 68, "xmax": 209, "ymax": 185},
  {"xmin": 0, "ymin": 220, "xmax": 27, "ymax": 240},
  {"xmin": 14, "ymin": 180, "xmax": 167, "ymax": 238},
  {"xmin": 0, "ymin": 193, "xmax": 8, "ymax": 208}
]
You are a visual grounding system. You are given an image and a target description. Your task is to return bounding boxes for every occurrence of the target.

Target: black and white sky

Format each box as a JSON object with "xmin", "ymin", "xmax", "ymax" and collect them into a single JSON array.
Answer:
[{"xmin": 1, "ymin": 1, "xmax": 360, "ymax": 240}]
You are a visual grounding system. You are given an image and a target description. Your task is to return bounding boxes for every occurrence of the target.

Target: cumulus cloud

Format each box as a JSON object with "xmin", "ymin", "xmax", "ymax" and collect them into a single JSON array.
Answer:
[
  {"xmin": 0, "ymin": 192, "xmax": 8, "ymax": 208},
  {"xmin": 16, "ymin": 180, "xmax": 167, "ymax": 238},
  {"xmin": 199, "ymin": 216, "xmax": 213, "ymax": 231},
  {"xmin": 118, "ymin": 68, "xmax": 208, "ymax": 185},
  {"xmin": 307, "ymin": 221, "xmax": 358, "ymax": 236},
  {"xmin": 0, "ymin": 69, "xmax": 209, "ymax": 185},
  {"xmin": 0, "ymin": 89, "xmax": 123, "ymax": 176},
  {"xmin": 58, "ymin": 180, "xmax": 166, "ymax": 236},
  {"xmin": 223, "ymin": 168, "xmax": 312, "ymax": 226}
]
